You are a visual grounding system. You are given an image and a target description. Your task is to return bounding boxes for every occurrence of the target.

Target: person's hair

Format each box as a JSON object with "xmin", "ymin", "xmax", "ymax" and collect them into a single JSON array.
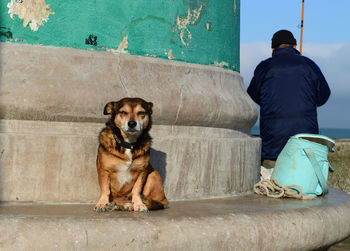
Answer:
[{"xmin": 276, "ymin": 44, "xmax": 295, "ymax": 49}]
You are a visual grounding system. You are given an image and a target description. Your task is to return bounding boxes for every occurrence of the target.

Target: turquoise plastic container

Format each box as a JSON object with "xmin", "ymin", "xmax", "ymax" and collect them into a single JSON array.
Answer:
[{"xmin": 271, "ymin": 134, "xmax": 335, "ymax": 197}]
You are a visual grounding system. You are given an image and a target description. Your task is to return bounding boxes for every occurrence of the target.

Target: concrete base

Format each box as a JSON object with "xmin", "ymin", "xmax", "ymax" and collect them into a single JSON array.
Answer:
[
  {"xmin": 0, "ymin": 42, "xmax": 349, "ymax": 250},
  {"xmin": 0, "ymin": 42, "xmax": 260, "ymax": 202},
  {"xmin": 1, "ymin": 188, "xmax": 350, "ymax": 250},
  {"xmin": 0, "ymin": 42, "xmax": 257, "ymax": 129},
  {"xmin": 0, "ymin": 119, "xmax": 260, "ymax": 202}
]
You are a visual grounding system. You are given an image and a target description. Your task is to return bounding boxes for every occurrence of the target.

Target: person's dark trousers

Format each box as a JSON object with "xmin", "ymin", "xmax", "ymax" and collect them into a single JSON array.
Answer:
[{"xmin": 262, "ymin": 159, "xmax": 276, "ymax": 169}]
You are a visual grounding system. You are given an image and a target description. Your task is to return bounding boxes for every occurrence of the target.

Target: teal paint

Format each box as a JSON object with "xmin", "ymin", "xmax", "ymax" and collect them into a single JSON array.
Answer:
[{"xmin": 1, "ymin": 0, "xmax": 240, "ymax": 71}]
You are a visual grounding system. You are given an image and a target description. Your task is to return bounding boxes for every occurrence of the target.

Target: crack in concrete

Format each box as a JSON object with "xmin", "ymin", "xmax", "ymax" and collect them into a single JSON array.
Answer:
[
  {"xmin": 174, "ymin": 84, "xmax": 185, "ymax": 125},
  {"xmin": 116, "ymin": 58, "xmax": 130, "ymax": 97},
  {"xmin": 119, "ymin": 74, "xmax": 129, "ymax": 97},
  {"xmin": 210, "ymin": 72, "xmax": 223, "ymax": 127},
  {"xmin": 85, "ymin": 230, "xmax": 89, "ymax": 247}
]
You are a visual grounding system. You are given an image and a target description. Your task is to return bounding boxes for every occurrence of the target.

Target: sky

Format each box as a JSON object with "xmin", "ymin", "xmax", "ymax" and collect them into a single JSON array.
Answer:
[{"xmin": 240, "ymin": 0, "xmax": 350, "ymax": 129}]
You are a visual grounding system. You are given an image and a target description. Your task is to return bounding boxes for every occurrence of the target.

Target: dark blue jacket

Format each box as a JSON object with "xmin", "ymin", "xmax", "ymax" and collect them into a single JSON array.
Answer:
[{"xmin": 247, "ymin": 47, "xmax": 331, "ymax": 160}]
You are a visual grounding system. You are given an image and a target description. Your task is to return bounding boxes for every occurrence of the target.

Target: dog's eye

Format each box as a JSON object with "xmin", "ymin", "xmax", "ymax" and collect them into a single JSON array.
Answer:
[
  {"xmin": 138, "ymin": 111, "xmax": 146, "ymax": 116},
  {"xmin": 119, "ymin": 111, "xmax": 128, "ymax": 115}
]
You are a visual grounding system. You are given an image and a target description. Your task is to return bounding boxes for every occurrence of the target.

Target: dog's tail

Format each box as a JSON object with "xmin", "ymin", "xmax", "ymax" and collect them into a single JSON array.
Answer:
[{"xmin": 141, "ymin": 195, "xmax": 169, "ymax": 210}]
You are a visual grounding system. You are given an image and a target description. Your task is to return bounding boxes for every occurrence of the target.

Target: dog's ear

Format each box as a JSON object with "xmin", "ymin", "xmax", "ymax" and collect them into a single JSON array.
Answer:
[
  {"xmin": 147, "ymin": 102, "xmax": 153, "ymax": 115},
  {"xmin": 103, "ymin": 102, "xmax": 116, "ymax": 115}
]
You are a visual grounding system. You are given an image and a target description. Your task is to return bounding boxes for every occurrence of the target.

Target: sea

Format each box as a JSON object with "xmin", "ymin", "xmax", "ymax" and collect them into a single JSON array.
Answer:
[{"xmin": 251, "ymin": 126, "xmax": 350, "ymax": 139}]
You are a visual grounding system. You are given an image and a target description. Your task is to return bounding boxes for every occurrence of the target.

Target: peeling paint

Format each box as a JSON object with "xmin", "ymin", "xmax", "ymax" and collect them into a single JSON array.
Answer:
[
  {"xmin": 214, "ymin": 61, "xmax": 229, "ymax": 68},
  {"xmin": 117, "ymin": 36, "xmax": 129, "ymax": 53},
  {"xmin": 166, "ymin": 49, "xmax": 175, "ymax": 60},
  {"xmin": 176, "ymin": 5, "xmax": 202, "ymax": 46},
  {"xmin": 108, "ymin": 36, "xmax": 129, "ymax": 54},
  {"xmin": 7, "ymin": 0, "xmax": 55, "ymax": 32},
  {"xmin": 205, "ymin": 22, "xmax": 213, "ymax": 31},
  {"xmin": 0, "ymin": 27, "xmax": 13, "ymax": 39},
  {"xmin": 1, "ymin": 1, "xmax": 240, "ymax": 71},
  {"xmin": 85, "ymin": 34, "xmax": 98, "ymax": 46}
]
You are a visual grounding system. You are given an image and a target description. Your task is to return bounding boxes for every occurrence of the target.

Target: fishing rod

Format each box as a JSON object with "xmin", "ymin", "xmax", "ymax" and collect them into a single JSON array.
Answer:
[{"xmin": 300, "ymin": 0, "xmax": 305, "ymax": 54}]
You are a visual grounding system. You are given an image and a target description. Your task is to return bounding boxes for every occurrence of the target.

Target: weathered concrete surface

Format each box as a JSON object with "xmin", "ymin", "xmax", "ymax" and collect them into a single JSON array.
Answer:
[
  {"xmin": 0, "ymin": 188, "xmax": 349, "ymax": 251},
  {"xmin": 328, "ymin": 139, "xmax": 350, "ymax": 194},
  {"xmin": 0, "ymin": 42, "xmax": 257, "ymax": 129},
  {"xmin": 0, "ymin": 42, "xmax": 260, "ymax": 202},
  {"xmin": 0, "ymin": 119, "xmax": 260, "ymax": 202}
]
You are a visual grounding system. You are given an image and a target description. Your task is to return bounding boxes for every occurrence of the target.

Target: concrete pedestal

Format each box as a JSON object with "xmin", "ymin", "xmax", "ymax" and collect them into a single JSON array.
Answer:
[
  {"xmin": 1, "ymin": 43, "xmax": 349, "ymax": 250},
  {"xmin": 0, "ymin": 120, "xmax": 260, "ymax": 202},
  {"xmin": 0, "ymin": 43, "xmax": 259, "ymax": 202}
]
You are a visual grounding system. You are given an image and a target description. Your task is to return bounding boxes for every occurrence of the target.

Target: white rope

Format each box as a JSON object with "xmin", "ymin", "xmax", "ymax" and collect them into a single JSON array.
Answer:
[{"xmin": 254, "ymin": 178, "xmax": 314, "ymax": 200}]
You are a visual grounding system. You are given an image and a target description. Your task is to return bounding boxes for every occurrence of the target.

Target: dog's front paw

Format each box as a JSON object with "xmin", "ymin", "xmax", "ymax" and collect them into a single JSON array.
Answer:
[
  {"xmin": 120, "ymin": 202, "xmax": 133, "ymax": 211},
  {"xmin": 105, "ymin": 202, "xmax": 119, "ymax": 211},
  {"xmin": 94, "ymin": 203, "xmax": 108, "ymax": 212},
  {"xmin": 133, "ymin": 202, "xmax": 148, "ymax": 212}
]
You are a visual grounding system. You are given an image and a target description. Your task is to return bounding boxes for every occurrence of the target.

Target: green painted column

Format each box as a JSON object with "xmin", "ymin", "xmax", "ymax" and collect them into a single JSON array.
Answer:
[{"xmin": 0, "ymin": 0, "xmax": 240, "ymax": 71}]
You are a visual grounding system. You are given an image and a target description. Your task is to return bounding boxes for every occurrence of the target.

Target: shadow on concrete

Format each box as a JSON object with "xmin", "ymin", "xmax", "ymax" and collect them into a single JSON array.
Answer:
[{"xmin": 150, "ymin": 148, "xmax": 167, "ymax": 183}]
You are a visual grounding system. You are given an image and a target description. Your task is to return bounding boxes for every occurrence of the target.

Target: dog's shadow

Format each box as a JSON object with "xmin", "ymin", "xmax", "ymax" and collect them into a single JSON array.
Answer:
[{"xmin": 150, "ymin": 148, "xmax": 167, "ymax": 183}]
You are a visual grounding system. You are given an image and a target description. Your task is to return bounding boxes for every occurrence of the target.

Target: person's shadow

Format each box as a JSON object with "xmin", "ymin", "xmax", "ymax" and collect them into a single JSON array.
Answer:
[{"xmin": 150, "ymin": 149, "xmax": 167, "ymax": 183}]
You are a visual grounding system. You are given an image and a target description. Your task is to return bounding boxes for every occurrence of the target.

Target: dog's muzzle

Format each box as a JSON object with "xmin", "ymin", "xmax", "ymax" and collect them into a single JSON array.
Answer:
[
  {"xmin": 126, "ymin": 120, "xmax": 142, "ymax": 134},
  {"xmin": 128, "ymin": 120, "xmax": 137, "ymax": 129}
]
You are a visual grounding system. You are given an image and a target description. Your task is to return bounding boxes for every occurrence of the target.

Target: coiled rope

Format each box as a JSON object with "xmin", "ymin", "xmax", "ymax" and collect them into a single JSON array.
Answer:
[{"xmin": 254, "ymin": 178, "xmax": 314, "ymax": 200}]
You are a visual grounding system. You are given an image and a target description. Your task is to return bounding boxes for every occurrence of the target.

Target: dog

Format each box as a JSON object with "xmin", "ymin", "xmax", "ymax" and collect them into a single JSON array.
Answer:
[{"xmin": 94, "ymin": 97, "xmax": 168, "ymax": 212}]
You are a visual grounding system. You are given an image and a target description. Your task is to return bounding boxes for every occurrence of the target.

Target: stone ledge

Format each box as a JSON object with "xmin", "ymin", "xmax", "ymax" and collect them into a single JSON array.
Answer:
[
  {"xmin": 0, "ymin": 42, "xmax": 257, "ymax": 129},
  {"xmin": 0, "ymin": 119, "xmax": 260, "ymax": 202},
  {"xmin": 1, "ymin": 188, "xmax": 349, "ymax": 250}
]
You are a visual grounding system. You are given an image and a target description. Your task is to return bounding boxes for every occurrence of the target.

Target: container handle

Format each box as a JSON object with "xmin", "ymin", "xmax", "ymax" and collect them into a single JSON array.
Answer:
[{"xmin": 303, "ymin": 148, "xmax": 328, "ymax": 195}]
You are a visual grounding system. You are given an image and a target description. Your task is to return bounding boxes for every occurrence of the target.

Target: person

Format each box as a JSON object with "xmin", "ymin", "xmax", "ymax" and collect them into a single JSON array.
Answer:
[{"xmin": 247, "ymin": 29, "xmax": 331, "ymax": 169}]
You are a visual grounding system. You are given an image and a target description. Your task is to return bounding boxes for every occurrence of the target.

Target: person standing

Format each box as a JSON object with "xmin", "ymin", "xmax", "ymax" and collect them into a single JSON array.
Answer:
[{"xmin": 247, "ymin": 29, "xmax": 331, "ymax": 169}]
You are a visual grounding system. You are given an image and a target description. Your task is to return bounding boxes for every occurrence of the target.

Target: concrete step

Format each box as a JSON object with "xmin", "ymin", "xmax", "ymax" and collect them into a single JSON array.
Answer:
[
  {"xmin": 1, "ymin": 188, "xmax": 350, "ymax": 251},
  {"xmin": 0, "ymin": 119, "xmax": 260, "ymax": 202}
]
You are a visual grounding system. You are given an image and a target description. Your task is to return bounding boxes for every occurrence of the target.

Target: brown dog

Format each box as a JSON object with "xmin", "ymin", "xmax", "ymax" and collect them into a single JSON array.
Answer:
[{"xmin": 94, "ymin": 97, "xmax": 168, "ymax": 212}]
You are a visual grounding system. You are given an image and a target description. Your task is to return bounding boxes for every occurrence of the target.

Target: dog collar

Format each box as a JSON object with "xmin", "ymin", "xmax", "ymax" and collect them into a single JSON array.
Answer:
[
  {"xmin": 106, "ymin": 122, "xmax": 140, "ymax": 151},
  {"xmin": 112, "ymin": 133, "xmax": 140, "ymax": 151}
]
